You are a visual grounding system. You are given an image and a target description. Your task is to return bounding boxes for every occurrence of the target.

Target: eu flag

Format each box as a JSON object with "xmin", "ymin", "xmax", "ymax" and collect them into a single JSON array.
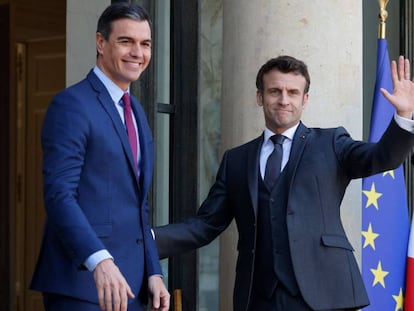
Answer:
[{"xmin": 361, "ymin": 39, "xmax": 409, "ymax": 311}]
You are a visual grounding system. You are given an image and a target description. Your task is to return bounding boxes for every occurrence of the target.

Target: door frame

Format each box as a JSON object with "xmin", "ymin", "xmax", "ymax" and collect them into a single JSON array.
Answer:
[
  {"xmin": 168, "ymin": 1, "xmax": 199, "ymax": 309},
  {"xmin": 0, "ymin": 3, "xmax": 10, "ymax": 311},
  {"xmin": 129, "ymin": 0, "xmax": 200, "ymax": 309}
]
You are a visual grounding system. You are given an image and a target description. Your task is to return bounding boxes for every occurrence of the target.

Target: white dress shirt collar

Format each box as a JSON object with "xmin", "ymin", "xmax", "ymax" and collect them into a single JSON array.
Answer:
[
  {"xmin": 93, "ymin": 66, "xmax": 129, "ymax": 104},
  {"xmin": 263, "ymin": 122, "xmax": 300, "ymax": 143}
]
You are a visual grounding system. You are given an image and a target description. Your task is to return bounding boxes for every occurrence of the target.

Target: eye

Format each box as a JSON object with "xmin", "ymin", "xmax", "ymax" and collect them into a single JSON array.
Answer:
[
  {"xmin": 288, "ymin": 90, "xmax": 300, "ymax": 96},
  {"xmin": 142, "ymin": 41, "xmax": 152, "ymax": 48},
  {"xmin": 116, "ymin": 38, "xmax": 134, "ymax": 47}
]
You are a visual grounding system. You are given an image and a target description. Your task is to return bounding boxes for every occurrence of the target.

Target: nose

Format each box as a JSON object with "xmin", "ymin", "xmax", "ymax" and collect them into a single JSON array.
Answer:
[
  {"xmin": 279, "ymin": 90, "xmax": 289, "ymax": 105},
  {"xmin": 130, "ymin": 43, "xmax": 143, "ymax": 57}
]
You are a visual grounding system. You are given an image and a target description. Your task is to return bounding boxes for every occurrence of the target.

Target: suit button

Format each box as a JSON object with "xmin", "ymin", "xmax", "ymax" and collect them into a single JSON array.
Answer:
[
  {"xmin": 251, "ymin": 249, "xmax": 255, "ymax": 254},
  {"xmin": 136, "ymin": 239, "xmax": 143, "ymax": 244},
  {"xmin": 270, "ymin": 198, "xmax": 275, "ymax": 203}
]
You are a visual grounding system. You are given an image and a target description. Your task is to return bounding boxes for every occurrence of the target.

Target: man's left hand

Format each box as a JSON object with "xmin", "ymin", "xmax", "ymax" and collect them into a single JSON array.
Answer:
[
  {"xmin": 148, "ymin": 275, "xmax": 170, "ymax": 311},
  {"xmin": 381, "ymin": 55, "xmax": 414, "ymax": 119}
]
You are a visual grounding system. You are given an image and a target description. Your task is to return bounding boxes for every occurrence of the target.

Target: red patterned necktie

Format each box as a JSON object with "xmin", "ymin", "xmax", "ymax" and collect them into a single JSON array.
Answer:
[{"xmin": 122, "ymin": 92, "xmax": 138, "ymax": 171}]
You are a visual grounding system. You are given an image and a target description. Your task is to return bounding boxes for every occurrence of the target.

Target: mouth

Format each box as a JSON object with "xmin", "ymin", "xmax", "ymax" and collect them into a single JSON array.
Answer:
[
  {"xmin": 275, "ymin": 108, "xmax": 291, "ymax": 113},
  {"xmin": 124, "ymin": 60, "xmax": 143, "ymax": 69}
]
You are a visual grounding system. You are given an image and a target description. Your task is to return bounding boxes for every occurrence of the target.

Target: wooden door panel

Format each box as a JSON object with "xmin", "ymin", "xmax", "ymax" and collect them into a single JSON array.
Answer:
[{"xmin": 17, "ymin": 36, "xmax": 65, "ymax": 311}]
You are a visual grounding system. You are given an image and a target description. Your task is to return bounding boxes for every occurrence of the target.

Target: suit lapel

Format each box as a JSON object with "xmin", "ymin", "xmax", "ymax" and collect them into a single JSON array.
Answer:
[
  {"xmin": 131, "ymin": 98, "xmax": 152, "ymax": 196},
  {"xmin": 87, "ymin": 71, "xmax": 140, "ymax": 183},
  {"xmin": 247, "ymin": 136, "xmax": 263, "ymax": 219},
  {"xmin": 249, "ymin": 123, "xmax": 310, "ymax": 215},
  {"xmin": 285, "ymin": 122, "xmax": 311, "ymax": 187},
  {"xmin": 247, "ymin": 124, "xmax": 310, "ymax": 219}
]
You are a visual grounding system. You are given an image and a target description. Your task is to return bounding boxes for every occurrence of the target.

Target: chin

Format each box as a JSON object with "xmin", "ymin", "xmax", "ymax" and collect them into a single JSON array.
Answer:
[{"xmin": 126, "ymin": 73, "xmax": 142, "ymax": 83}]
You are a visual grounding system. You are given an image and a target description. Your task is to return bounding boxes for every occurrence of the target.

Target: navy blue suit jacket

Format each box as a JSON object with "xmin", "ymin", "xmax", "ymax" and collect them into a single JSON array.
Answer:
[
  {"xmin": 31, "ymin": 70, "xmax": 161, "ymax": 303},
  {"xmin": 155, "ymin": 120, "xmax": 414, "ymax": 310}
]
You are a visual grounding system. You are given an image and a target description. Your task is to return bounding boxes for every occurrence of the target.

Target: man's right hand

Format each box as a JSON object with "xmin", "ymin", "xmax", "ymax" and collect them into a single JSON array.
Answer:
[{"xmin": 94, "ymin": 259, "xmax": 135, "ymax": 311}]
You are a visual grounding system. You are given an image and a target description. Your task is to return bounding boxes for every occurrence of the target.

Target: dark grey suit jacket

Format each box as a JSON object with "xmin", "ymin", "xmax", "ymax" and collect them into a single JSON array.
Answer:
[{"xmin": 155, "ymin": 120, "xmax": 414, "ymax": 310}]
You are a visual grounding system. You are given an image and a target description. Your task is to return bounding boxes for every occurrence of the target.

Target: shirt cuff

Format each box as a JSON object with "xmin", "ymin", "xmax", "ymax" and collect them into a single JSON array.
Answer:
[
  {"xmin": 394, "ymin": 112, "xmax": 414, "ymax": 133},
  {"xmin": 84, "ymin": 249, "xmax": 113, "ymax": 272}
]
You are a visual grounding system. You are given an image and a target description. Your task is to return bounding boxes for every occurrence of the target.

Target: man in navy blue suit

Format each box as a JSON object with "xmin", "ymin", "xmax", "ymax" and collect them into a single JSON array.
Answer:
[{"xmin": 30, "ymin": 3, "xmax": 169, "ymax": 311}]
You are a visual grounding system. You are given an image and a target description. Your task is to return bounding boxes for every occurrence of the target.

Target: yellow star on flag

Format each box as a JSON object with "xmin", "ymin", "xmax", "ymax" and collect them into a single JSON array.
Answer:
[
  {"xmin": 361, "ymin": 223, "xmax": 379, "ymax": 250},
  {"xmin": 383, "ymin": 170, "xmax": 395, "ymax": 179},
  {"xmin": 370, "ymin": 261, "xmax": 389, "ymax": 288},
  {"xmin": 392, "ymin": 288, "xmax": 404, "ymax": 311},
  {"xmin": 363, "ymin": 182, "xmax": 383, "ymax": 210}
]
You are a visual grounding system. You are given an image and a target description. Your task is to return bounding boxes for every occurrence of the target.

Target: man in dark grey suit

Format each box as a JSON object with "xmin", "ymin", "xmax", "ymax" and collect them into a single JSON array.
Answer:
[{"xmin": 155, "ymin": 55, "xmax": 414, "ymax": 310}]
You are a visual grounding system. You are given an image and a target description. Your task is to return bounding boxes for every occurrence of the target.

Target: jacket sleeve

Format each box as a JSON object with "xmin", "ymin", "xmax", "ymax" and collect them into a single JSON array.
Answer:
[
  {"xmin": 336, "ymin": 118, "xmax": 414, "ymax": 179},
  {"xmin": 154, "ymin": 151, "xmax": 234, "ymax": 259},
  {"xmin": 42, "ymin": 92, "xmax": 106, "ymax": 268}
]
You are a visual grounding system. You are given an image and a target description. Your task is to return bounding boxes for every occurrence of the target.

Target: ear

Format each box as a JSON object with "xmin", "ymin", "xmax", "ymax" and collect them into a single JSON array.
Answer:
[
  {"xmin": 256, "ymin": 90, "xmax": 264, "ymax": 107},
  {"xmin": 96, "ymin": 32, "xmax": 106, "ymax": 55},
  {"xmin": 302, "ymin": 92, "xmax": 309, "ymax": 109}
]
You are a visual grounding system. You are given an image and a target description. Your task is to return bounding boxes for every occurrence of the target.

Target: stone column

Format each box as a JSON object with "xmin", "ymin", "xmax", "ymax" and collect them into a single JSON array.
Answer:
[
  {"xmin": 66, "ymin": 0, "xmax": 110, "ymax": 86},
  {"xmin": 219, "ymin": 1, "xmax": 363, "ymax": 309}
]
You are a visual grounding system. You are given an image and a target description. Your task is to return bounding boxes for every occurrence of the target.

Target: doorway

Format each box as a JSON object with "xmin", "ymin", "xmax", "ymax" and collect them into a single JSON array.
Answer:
[
  {"xmin": 8, "ymin": 1, "xmax": 66, "ymax": 311},
  {"xmin": 14, "ymin": 37, "xmax": 66, "ymax": 311}
]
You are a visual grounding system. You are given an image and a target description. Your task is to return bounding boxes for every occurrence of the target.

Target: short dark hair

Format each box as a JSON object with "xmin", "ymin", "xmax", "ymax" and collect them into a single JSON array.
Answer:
[
  {"xmin": 97, "ymin": 2, "xmax": 152, "ymax": 40},
  {"xmin": 256, "ymin": 55, "xmax": 311, "ymax": 94}
]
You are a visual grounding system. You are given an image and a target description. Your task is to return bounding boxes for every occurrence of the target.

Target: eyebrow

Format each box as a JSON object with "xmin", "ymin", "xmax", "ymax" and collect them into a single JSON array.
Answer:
[
  {"xmin": 115, "ymin": 36, "xmax": 152, "ymax": 43},
  {"xmin": 268, "ymin": 86, "xmax": 300, "ymax": 91}
]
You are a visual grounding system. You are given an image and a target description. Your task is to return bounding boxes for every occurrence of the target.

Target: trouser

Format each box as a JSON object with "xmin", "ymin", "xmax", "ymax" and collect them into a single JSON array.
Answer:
[
  {"xmin": 249, "ymin": 284, "xmax": 358, "ymax": 311},
  {"xmin": 43, "ymin": 293, "xmax": 144, "ymax": 311}
]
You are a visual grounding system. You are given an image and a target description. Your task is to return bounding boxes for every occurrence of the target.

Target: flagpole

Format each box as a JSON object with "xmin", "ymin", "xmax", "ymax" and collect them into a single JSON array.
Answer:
[{"xmin": 378, "ymin": 0, "xmax": 390, "ymax": 39}]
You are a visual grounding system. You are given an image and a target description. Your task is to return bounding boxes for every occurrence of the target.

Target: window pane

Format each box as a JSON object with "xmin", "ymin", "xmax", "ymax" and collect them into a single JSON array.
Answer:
[{"xmin": 154, "ymin": 0, "xmax": 171, "ymax": 283}]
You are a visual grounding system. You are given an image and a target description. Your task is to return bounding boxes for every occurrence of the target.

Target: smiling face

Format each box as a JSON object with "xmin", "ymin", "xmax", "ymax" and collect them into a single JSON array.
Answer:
[
  {"xmin": 96, "ymin": 18, "xmax": 152, "ymax": 91},
  {"xmin": 257, "ymin": 69, "xmax": 309, "ymax": 134}
]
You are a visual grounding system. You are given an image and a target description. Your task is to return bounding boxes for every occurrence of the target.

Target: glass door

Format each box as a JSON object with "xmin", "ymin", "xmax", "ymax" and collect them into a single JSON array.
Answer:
[
  {"xmin": 153, "ymin": 0, "xmax": 171, "ymax": 286},
  {"xmin": 133, "ymin": 1, "xmax": 222, "ymax": 309}
]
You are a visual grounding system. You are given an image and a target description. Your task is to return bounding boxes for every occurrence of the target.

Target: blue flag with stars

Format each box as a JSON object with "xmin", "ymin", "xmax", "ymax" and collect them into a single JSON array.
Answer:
[{"xmin": 361, "ymin": 38, "xmax": 409, "ymax": 311}]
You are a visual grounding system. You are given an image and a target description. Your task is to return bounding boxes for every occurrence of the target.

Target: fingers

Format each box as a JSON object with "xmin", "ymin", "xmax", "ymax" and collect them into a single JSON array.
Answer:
[
  {"xmin": 159, "ymin": 290, "xmax": 171, "ymax": 311},
  {"xmin": 405, "ymin": 58, "xmax": 411, "ymax": 80},
  {"xmin": 152, "ymin": 292, "xmax": 160, "ymax": 310},
  {"xmin": 148, "ymin": 275, "xmax": 170, "ymax": 311},
  {"xmin": 386, "ymin": 56, "xmax": 414, "ymax": 118},
  {"xmin": 398, "ymin": 55, "xmax": 405, "ymax": 81},
  {"xmin": 94, "ymin": 259, "xmax": 135, "ymax": 311},
  {"xmin": 97, "ymin": 285, "xmax": 105, "ymax": 310},
  {"xmin": 380, "ymin": 87, "xmax": 391, "ymax": 99},
  {"xmin": 95, "ymin": 262, "xmax": 170, "ymax": 311},
  {"xmin": 395, "ymin": 55, "xmax": 411, "ymax": 81},
  {"xmin": 126, "ymin": 284, "xmax": 135, "ymax": 299},
  {"xmin": 104, "ymin": 285, "xmax": 114, "ymax": 311},
  {"xmin": 150, "ymin": 291, "xmax": 170, "ymax": 311}
]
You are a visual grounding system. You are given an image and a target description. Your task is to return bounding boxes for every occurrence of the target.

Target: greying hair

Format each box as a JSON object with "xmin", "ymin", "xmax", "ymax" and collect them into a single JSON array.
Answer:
[{"xmin": 256, "ymin": 55, "xmax": 311, "ymax": 95}]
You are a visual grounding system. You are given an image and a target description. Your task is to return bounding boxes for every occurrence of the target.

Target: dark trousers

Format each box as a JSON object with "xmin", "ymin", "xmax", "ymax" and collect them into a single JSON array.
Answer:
[
  {"xmin": 43, "ymin": 293, "xmax": 143, "ymax": 311},
  {"xmin": 249, "ymin": 284, "xmax": 358, "ymax": 311}
]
